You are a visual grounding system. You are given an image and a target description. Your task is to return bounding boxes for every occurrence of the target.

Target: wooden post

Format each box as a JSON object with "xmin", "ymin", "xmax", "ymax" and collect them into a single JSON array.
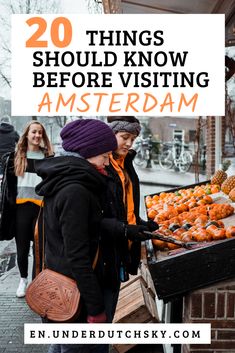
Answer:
[{"xmin": 206, "ymin": 117, "xmax": 216, "ymax": 178}]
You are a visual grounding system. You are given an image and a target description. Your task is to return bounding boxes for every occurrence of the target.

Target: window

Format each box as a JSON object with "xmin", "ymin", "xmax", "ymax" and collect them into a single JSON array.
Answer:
[{"xmin": 173, "ymin": 129, "xmax": 184, "ymax": 142}]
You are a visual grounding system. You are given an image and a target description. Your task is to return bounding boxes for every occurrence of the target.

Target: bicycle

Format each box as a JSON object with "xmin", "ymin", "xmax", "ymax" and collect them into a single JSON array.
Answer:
[
  {"xmin": 158, "ymin": 139, "xmax": 193, "ymax": 173},
  {"xmin": 134, "ymin": 136, "xmax": 160, "ymax": 168}
]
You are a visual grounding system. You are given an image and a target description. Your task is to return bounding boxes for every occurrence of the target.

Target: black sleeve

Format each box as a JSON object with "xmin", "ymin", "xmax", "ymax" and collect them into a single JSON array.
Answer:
[
  {"xmin": 15, "ymin": 131, "xmax": 20, "ymax": 143},
  {"xmin": 100, "ymin": 217, "xmax": 126, "ymax": 241}
]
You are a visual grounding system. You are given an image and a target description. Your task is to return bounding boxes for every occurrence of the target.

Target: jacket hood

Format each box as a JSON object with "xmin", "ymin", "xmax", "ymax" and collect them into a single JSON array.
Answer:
[
  {"xmin": 35, "ymin": 156, "xmax": 106, "ymax": 197},
  {"xmin": 0, "ymin": 123, "xmax": 14, "ymax": 133}
]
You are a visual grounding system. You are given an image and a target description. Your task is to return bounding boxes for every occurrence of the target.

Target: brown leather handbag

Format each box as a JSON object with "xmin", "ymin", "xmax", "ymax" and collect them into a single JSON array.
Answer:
[
  {"xmin": 26, "ymin": 268, "xmax": 81, "ymax": 322},
  {"xmin": 25, "ymin": 206, "xmax": 99, "ymax": 323}
]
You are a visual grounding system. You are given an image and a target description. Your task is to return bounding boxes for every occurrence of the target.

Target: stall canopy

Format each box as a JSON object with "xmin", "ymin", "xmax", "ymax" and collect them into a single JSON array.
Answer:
[{"xmin": 102, "ymin": 0, "xmax": 235, "ymax": 46}]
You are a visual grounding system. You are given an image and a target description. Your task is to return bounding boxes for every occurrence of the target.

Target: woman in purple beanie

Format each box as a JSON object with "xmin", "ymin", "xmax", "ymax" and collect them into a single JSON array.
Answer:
[{"xmin": 34, "ymin": 118, "xmax": 117, "ymax": 353}]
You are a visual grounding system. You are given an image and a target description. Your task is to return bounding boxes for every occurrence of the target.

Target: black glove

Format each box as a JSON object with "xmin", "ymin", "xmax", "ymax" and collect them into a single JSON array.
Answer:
[
  {"xmin": 140, "ymin": 219, "xmax": 159, "ymax": 232},
  {"xmin": 146, "ymin": 219, "xmax": 159, "ymax": 232},
  {"xmin": 125, "ymin": 224, "xmax": 150, "ymax": 241}
]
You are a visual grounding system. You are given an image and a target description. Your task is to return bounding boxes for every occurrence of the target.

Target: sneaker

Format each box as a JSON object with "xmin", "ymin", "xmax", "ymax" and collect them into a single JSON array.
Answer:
[{"xmin": 16, "ymin": 278, "xmax": 28, "ymax": 298}]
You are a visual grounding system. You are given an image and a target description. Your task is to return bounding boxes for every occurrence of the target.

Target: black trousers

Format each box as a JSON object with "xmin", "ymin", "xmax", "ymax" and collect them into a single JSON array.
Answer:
[{"xmin": 15, "ymin": 202, "xmax": 42, "ymax": 278}]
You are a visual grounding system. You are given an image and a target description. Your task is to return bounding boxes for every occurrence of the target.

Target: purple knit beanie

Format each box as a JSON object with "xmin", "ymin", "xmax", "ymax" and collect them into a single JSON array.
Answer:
[{"xmin": 60, "ymin": 119, "xmax": 117, "ymax": 158}]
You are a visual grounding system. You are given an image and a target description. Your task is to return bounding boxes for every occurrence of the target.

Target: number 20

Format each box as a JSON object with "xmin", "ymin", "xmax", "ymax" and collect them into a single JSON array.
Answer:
[{"xmin": 26, "ymin": 16, "xmax": 72, "ymax": 48}]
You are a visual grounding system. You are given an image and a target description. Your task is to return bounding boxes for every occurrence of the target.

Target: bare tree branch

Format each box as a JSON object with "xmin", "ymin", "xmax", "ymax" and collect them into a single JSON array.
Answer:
[
  {"xmin": 85, "ymin": 0, "xmax": 103, "ymax": 13},
  {"xmin": 0, "ymin": 70, "xmax": 11, "ymax": 87},
  {"xmin": 0, "ymin": 0, "xmax": 60, "ymax": 88},
  {"xmin": 56, "ymin": 116, "xmax": 68, "ymax": 128}
]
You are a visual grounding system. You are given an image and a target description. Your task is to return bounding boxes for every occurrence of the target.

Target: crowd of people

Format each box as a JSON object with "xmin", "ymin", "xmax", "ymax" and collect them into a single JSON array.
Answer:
[{"xmin": 0, "ymin": 116, "xmax": 158, "ymax": 353}]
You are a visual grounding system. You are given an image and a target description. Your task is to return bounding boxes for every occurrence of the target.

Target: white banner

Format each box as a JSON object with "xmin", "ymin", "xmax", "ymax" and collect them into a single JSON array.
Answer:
[
  {"xmin": 12, "ymin": 14, "xmax": 224, "ymax": 116},
  {"xmin": 24, "ymin": 323, "xmax": 211, "ymax": 344}
]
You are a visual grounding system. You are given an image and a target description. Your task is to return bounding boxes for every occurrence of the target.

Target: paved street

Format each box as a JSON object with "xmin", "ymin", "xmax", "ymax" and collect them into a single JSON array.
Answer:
[
  {"xmin": 136, "ymin": 164, "xmax": 207, "ymax": 187},
  {"xmin": 0, "ymin": 250, "xmax": 49, "ymax": 353}
]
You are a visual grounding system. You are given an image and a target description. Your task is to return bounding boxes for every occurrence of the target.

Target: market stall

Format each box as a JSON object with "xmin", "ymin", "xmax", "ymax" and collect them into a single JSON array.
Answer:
[{"xmin": 144, "ymin": 176, "xmax": 235, "ymax": 352}]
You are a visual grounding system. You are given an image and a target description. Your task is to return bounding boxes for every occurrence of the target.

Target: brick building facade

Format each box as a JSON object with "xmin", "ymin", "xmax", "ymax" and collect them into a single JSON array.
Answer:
[{"xmin": 183, "ymin": 278, "xmax": 235, "ymax": 352}]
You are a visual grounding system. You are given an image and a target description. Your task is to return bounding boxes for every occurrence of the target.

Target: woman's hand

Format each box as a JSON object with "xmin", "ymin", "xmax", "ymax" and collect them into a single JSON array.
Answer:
[
  {"xmin": 140, "ymin": 219, "xmax": 159, "ymax": 232},
  {"xmin": 87, "ymin": 311, "xmax": 107, "ymax": 323},
  {"xmin": 125, "ymin": 224, "xmax": 150, "ymax": 241}
]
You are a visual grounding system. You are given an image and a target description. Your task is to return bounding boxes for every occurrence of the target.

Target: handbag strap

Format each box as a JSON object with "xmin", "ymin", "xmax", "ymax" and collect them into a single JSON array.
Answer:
[
  {"xmin": 34, "ymin": 203, "xmax": 44, "ymax": 277},
  {"xmin": 34, "ymin": 203, "xmax": 99, "ymax": 277}
]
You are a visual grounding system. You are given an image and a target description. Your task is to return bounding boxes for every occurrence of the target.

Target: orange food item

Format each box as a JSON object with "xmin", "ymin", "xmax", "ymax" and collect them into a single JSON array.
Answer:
[
  {"xmin": 197, "ymin": 199, "xmax": 207, "ymax": 206},
  {"xmin": 194, "ymin": 215, "xmax": 209, "ymax": 226},
  {"xmin": 193, "ymin": 229, "xmax": 209, "ymax": 242},
  {"xmin": 154, "ymin": 215, "xmax": 168, "ymax": 223},
  {"xmin": 216, "ymin": 220, "xmax": 225, "ymax": 228},
  {"xmin": 206, "ymin": 224, "xmax": 219, "ymax": 235},
  {"xmin": 194, "ymin": 188, "xmax": 206, "ymax": 197},
  {"xmin": 163, "ymin": 229, "xmax": 173, "ymax": 236},
  {"xmin": 152, "ymin": 194, "xmax": 159, "ymax": 201},
  {"xmin": 147, "ymin": 209, "xmax": 157, "ymax": 219},
  {"xmin": 168, "ymin": 216, "xmax": 181, "ymax": 224},
  {"xmin": 152, "ymin": 239, "xmax": 166, "ymax": 250},
  {"xmin": 210, "ymin": 184, "xmax": 220, "ymax": 194},
  {"xmin": 211, "ymin": 228, "xmax": 226, "ymax": 240},
  {"xmin": 181, "ymin": 232, "xmax": 193, "ymax": 242},
  {"xmin": 187, "ymin": 201, "xmax": 198, "ymax": 209},
  {"xmin": 159, "ymin": 192, "xmax": 168, "ymax": 199},
  {"xmin": 203, "ymin": 195, "xmax": 213, "ymax": 204},
  {"xmin": 226, "ymin": 226, "xmax": 235, "ymax": 238},
  {"xmin": 146, "ymin": 200, "xmax": 153, "ymax": 209},
  {"xmin": 152, "ymin": 199, "xmax": 158, "ymax": 206},
  {"xmin": 158, "ymin": 225, "xmax": 168, "ymax": 232},
  {"xmin": 172, "ymin": 228, "xmax": 185, "ymax": 238},
  {"xmin": 145, "ymin": 195, "xmax": 152, "ymax": 202},
  {"xmin": 157, "ymin": 219, "xmax": 170, "ymax": 227},
  {"xmin": 176, "ymin": 204, "xmax": 189, "ymax": 213}
]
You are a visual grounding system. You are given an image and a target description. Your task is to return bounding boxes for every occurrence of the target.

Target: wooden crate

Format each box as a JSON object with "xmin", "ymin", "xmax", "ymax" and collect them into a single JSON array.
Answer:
[
  {"xmin": 113, "ymin": 275, "xmax": 155, "ymax": 323},
  {"xmin": 140, "ymin": 261, "xmax": 156, "ymax": 296},
  {"xmin": 113, "ymin": 275, "xmax": 158, "ymax": 353},
  {"xmin": 140, "ymin": 280, "xmax": 159, "ymax": 321}
]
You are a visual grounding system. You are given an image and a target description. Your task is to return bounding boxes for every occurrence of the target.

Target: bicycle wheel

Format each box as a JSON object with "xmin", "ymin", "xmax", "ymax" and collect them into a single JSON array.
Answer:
[
  {"xmin": 178, "ymin": 151, "xmax": 192, "ymax": 173},
  {"xmin": 134, "ymin": 150, "xmax": 148, "ymax": 168},
  {"xmin": 159, "ymin": 150, "xmax": 174, "ymax": 170}
]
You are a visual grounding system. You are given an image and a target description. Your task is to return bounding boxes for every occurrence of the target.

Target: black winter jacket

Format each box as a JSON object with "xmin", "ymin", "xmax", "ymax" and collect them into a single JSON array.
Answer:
[
  {"xmin": 35, "ymin": 156, "xmax": 106, "ymax": 318},
  {"xmin": 0, "ymin": 150, "xmax": 47, "ymax": 240},
  {"xmin": 0, "ymin": 152, "xmax": 17, "ymax": 240},
  {"xmin": 101, "ymin": 150, "xmax": 141, "ymax": 289},
  {"xmin": 0, "ymin": 123, "xmax": 19, "ymax": 156}
]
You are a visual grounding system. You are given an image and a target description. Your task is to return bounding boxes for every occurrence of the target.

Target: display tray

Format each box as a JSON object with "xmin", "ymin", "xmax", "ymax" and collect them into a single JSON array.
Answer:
[
  {"xmin": 144, "ymin": 181, "xmax": 235, "ymax": 302},
  {"xmin": 146, "ymin": 180, "xmax": 210, "ymax": 198}
]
